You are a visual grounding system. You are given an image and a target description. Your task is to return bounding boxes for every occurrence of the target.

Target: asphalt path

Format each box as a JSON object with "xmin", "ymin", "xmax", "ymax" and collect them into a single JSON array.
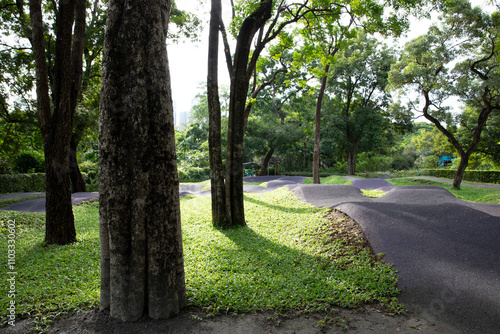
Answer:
[
  {"xmin": 290, "ymin": 180, "xmax": 500, "ymax": 334},
  {"xmin": 2, "ymin": 176, "xmax": 500, "ymax": 333},
  {"xmin": 0, "ymin": 192, "xmax": 99, "ymax": 213}
]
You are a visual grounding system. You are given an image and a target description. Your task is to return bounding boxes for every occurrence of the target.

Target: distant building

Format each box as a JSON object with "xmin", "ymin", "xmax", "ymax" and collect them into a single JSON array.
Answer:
[{"xmin": 175, "ymin": 111, "xmax": 190, "ymax": 131}]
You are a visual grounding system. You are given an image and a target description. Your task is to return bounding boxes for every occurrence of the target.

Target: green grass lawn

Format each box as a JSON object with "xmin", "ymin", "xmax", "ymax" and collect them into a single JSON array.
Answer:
[
  {"xmin": 0, "ymin": 188, "xmax": 402, "ymax": 330},
  {"xmin": 303, "ymin": 175, "xmax": 352, "ymax": 185},
  {"xmin": 388, "ymin": 177, "xmax": 500, "ymax": 203}
]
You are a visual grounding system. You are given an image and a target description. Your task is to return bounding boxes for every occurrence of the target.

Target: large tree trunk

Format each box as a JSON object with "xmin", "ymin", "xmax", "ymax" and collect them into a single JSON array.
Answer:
[
  {"xmin": 99, "ymin": 0, "xmax": 185, "ymax": 321},
  {"xmin": 30, "ymin": 0, "xmax": 86, "ymax": 245},
  {"xmin": 259, "ymin": 147, "xmax": 274, "ymax": 176},
  {"xmin": 225, "ymin": 0, "xmax": 273, "ymax": 227},
  {"xmin": 312, "ymin": 65, "xmax": 330, "ymax": 184},
  {"xmin": 44, "ymin": 133, "xmax": 76, "ymax": 244},
  {"xmin": 69, "ymin": 135, "xmax": 87, "ymax": 193},
  {"xmin": 207, "ymin": 0, "xmax": 227, "ymax": 227}
]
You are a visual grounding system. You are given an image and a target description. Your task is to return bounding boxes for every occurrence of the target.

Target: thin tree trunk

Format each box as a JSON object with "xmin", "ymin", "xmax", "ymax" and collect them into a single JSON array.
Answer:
[
  {"xmin": 225, "ymin": 0, "xmax": 273, "ymax": 227},
  {"xmin": 313, "ymin": 64, "xmax": 330, "ymax": 184},
  {"xmin": 208, "ymin": 0, "xmax": 227, "ymax": 227},
  {"xmin": 259, "ymin": 147, "xmax": 274, "ymax": 176},
  {"xmin": 453, "ymin": 154, "xmax": 470, "ymax": 189},
  {"xmin": 69, "ymin": 136, "xmax": 87, "ymax": 193},
  {"xmin": 346, "ymin": 143, "xmax": 358, "ymax": 175},
  {"xmin": 99, "ymin": 0, "xmax": 185, "ymax": 321}
]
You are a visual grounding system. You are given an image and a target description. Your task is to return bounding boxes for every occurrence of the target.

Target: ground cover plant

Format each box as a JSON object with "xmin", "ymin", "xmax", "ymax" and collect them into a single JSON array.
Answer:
[
  {"xmin": 389, "ymin": 177, "xmax": 500, "ymax": 203},
  {"xmin": 0, "ymin": 188, "xmax": 402, "ymax": 332},
  {"xmin": 361, "ymin": 189, "xmax": 388, "ymax": 198}
]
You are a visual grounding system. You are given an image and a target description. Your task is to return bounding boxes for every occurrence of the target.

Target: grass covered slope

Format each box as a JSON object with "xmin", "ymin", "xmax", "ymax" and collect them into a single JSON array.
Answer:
[
  {"xmin": 1, "ymin": 188, "xmax": 401, "ymax": 329},
  {"xmin": 303, "ymin": 175, "xmax": 351, "ymax": 185},
  {"xmin": 182, "ymin": 189, "xmax": 401, "ymax": 315}
]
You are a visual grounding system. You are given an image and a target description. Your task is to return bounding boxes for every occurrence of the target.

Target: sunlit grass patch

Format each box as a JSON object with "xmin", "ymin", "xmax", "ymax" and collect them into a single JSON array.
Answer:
[
  {"xmin": 303, "ymin": 175, "xmax": 351, "ymax": 185},
  {"xmin": 361, "ymin": 189, "xmax": 388, "ymax": 198},
  {"xmin": 182, "ymin": 188, "xmax": 401, "ymax": 315}
]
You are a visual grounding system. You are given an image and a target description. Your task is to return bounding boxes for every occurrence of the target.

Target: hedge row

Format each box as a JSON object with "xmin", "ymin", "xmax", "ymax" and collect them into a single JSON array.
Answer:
[
  {"xmin": 178, "ymin": 167, "xmax": 210, "ymax": 183},
  {"xmin": 422, "ymin": 169, "xmax": 500, "ymax": 184},
  {"xmin": 0, "ymin": 173, "xmax": 45, "ymax": 193}
]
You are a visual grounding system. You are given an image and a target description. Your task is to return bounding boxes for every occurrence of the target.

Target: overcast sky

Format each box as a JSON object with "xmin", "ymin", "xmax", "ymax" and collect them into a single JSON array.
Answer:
[{"xmin": 168, "ymin": 0, "xmax": 495, "ymax": 118}]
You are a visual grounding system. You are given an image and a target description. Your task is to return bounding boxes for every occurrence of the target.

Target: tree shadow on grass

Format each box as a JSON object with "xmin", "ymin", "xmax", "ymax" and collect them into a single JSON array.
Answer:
[{"xmin": 185, "ymin": 220, "xmax": 399, "ymax": 314}]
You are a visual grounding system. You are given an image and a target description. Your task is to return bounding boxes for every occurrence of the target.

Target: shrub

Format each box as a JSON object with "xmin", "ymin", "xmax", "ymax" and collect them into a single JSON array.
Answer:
[
  {"xmin": 79, "ymin": 161, "xmax": 99, "ymax": 192},
  {"xmin": 83, "ymin": 149, "xmax": 98, "ymax": 163},
  {"xmin": 356, "ymin": 155, "xmax": 391, "ymax": 173},
  {"xmin": 178, "ymin": 167, "xmax": 210, "ymax": 182},
  {"xmin": 0, "ymin": 160, "xmax": 13, "ymax": 174},
  {"xmin": 414, "ymin": 155, "xmax": 438, "ymax": 169},
  {"xmin": 0, "ymin": 173, "xmax": 45, "ymax": 193},
  {"xmin": 13, "ymin": 151, "xmax": 45, "ymax": 173}
]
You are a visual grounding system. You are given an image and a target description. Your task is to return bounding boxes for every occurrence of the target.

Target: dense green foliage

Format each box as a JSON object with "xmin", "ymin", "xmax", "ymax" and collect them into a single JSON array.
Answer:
[
  {"xmin": 1, "ymin": 1, "xmax": 498, "ymax": 182},
  {"xmin": 0, "ymin": 173, "xmax": 45, "ymax": 193},
  {"xmin": 12, "ymin": 152, "xmax": 45, "ymax": 173}
]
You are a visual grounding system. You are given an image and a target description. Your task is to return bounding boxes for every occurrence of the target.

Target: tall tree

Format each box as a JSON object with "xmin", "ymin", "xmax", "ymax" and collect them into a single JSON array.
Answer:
[
  {"xmin": 325, "ymin": 31, "xmax": 395, "ymax": 175},
  {"xmin": 29, "ymin": 0, "xmax": 86, "ymax": 244},
  {"xmin": 213, "ymin": 0, "xmax": 355, "ymax": 227},
  {"xmin": 99, "ymin": 0, "xmax": 186, "ymax": 321},
  {"xmin": 294, "ymin": 0, "xmax": 425, "ymax": 182},
  {"xmin": 388, "ymin": 0, "xmax": 500, "ymax": 188},
  {"xmin": 207, "ymin": 0, "xmax": 227, "ymax": 227}
]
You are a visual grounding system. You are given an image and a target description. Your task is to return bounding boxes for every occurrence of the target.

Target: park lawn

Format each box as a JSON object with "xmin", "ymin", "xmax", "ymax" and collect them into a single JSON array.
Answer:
[
  {"xmin": 303, "ymin": 175, "xmax": 352, "ymax": 185},
  {"xmin": 0, "ymin": 188, "xmax": 402, "ymax": 331},
  {"xmin": 389, "ymin": 177, "xmax": 500, "ymax": 203}
]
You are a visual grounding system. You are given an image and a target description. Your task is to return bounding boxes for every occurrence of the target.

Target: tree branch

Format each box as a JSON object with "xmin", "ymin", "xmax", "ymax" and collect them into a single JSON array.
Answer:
[
  {"xmin": 219, "ymin": 17, "xmax": 233, "ymax": 76},
  {"xmin": 29, "ymin": 0, "xmax": 52, "ymax": 133}
]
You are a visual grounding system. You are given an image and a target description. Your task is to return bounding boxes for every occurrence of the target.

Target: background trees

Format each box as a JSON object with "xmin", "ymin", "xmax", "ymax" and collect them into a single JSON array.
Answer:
[
  {"xmin": 322, "ymin": 30, "xmax": 395, "ymax": 175},
  {"xmin": 388, "ymin": 0, "xmax": 500, "ymax": 188}
]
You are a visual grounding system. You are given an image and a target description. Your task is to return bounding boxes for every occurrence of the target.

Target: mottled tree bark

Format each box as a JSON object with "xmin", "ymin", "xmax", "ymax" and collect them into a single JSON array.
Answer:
[
  {"xmin": 208, "ymin": 0, "xmax": 227, "ymax": 227},
  {"xmin": 29, "ymin": 0, "xmax": 86, "ymax": 245},
  {"xmin": 99, "ymin": 0, "xmax": 186, "ymax": 321}
]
